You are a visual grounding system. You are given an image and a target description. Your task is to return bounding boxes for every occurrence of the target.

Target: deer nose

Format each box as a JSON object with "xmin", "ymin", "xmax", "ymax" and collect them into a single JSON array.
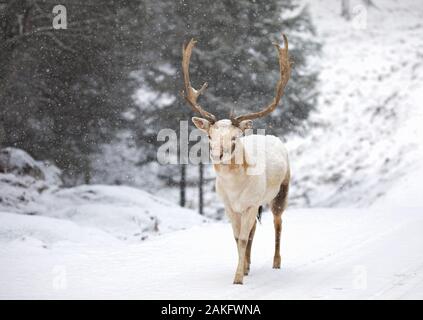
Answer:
[{"xmin": 210, "ymin": 152, "xmax": 220, "ymax": 162}]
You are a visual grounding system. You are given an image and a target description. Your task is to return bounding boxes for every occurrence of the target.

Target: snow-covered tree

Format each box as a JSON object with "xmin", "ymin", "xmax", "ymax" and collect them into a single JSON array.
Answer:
[{"xmin": 0, "ymin": 0, "xmax": 145, "ymax": 183}]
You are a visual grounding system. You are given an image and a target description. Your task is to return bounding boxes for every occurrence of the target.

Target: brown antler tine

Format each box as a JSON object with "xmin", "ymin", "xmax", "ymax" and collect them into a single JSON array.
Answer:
[
  {"xmin": 230, "ymin": 108, "xmax": 239, "ymax": 126},
  {"xmin": 181, "ymin": 38, "xmax": 216, "ymax": 123},
  {"xmin": 234, "ymin": 33, "xmax": 291, "ymax": 124}
]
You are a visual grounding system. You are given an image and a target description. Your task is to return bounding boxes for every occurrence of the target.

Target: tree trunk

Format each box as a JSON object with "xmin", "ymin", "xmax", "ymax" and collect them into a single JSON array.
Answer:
[
  {"xmin": 0, "ymin": 120, "xmax": 5, "ymax": 147},
  {"xmin": 363, "ymin": 0, "xmax": 377, "ymax": 8},
  {"xmin": 180, "ymin": 164, "xmax": 186, "ymax": 207},
  {"xmin": 199, "ymin": 162, "xmax": 204, "ymax": 215},
  {"xmin": 83, "ymin": 155, "xmax": 91, "ymax": 184},
  {"xmin": 341, "ymin": 0, "xmax": 351, "ymax": 20}
]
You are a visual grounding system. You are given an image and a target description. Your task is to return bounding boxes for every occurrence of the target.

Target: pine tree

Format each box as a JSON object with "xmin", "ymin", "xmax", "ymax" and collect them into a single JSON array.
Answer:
[{"xmin": 0, "ymin": 0, "xmax": 146, "ymax": 183}]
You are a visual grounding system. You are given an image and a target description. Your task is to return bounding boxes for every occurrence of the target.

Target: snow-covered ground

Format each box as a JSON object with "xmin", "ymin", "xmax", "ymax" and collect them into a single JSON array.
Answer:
[
  {"xmin": 1, "ymin": 146, "xmax": 422, "ymax": 299},
  {"xmin": 1, "ymin": 204, "xmax": 422, "ymax": 299}
]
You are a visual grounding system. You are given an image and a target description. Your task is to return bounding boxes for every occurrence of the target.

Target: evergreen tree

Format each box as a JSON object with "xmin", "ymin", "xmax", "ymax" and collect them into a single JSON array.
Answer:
[{"xmin": 0, "ymin": 0, "xmax": 145, "ymax": 183}]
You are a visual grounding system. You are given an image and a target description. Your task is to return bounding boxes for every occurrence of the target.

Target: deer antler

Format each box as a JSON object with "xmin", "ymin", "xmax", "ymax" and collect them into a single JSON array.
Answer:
[
  {"xmin": 181, "ymin": 39, "xmax": 216, "ymax": 123},
  {"xmin": 231, "ymin": 34, "xmax": 292, "ymax": 126}
]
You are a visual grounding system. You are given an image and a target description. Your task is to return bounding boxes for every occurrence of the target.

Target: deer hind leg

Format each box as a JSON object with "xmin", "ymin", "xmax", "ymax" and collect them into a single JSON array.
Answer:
[
  {"xmin": 244, "ymin": 220, "xmax": 257, "ymax": 276},
  {"xmin": 270, "ymin": 171, "xmax": 290, "ymax": 269}
]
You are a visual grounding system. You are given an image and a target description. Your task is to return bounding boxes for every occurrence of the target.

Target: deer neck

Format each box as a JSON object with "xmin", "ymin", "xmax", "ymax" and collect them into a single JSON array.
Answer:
[{"xmin": 213, "ymin": 140, "xmax": 248, "ymax": 178}]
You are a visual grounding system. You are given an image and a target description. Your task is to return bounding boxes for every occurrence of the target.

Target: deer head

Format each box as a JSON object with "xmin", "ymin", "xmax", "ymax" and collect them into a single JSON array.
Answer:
[{"xmin": 181, "ymin": 35, "xmax": 292, "ymax": 163}]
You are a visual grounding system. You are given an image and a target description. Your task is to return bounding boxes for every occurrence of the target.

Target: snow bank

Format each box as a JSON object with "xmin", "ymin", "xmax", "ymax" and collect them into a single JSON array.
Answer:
[
  {"xmin": 0, "ymin": 211, "xmax": 118, "ymax": 248},
  {"xmin": 0, "ymin": 147, "xmax": 60, "ymax": 215},
  {"xmin": 373, "ymin": 162, "xmax": 423, "ymax": 209},
  {"xmin": 0, "ymin": 148, "xmax": 207, "ymax": 247},
  {"xmin": 0, "ymin": 147, "xmax": 61, "ymax": 184},
  {"xmin": 39, "ymin": 185, "xmax": 208, "ymax": 242}
]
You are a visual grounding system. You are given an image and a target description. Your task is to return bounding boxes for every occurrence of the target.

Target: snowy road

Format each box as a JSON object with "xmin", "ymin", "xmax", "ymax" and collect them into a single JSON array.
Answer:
[{"xmin": 1, "ymin": 207, "xmax": 423, "ymax": 299}]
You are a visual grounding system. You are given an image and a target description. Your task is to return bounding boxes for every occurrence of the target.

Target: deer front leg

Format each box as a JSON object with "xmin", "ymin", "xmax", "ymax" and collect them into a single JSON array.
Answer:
[
  {"xmin": 233, "ymin": 207, "xmax": 259, "ymax": 285},
  {"xmin": 244, "ymin": 220, "xmax": 257, "ymax": 276},
  {"xmin": 225, "ymin": 205, "xmax": 241, "ymax": 244}
]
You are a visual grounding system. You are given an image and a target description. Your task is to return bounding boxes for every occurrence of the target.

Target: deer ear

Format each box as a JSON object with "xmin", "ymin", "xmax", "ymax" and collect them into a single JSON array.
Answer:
[
  {"xmin": 238, "ymin": 120, "xmax": 253, "ymax": 131},
  {"xmin": 192, "ymin": 117, "xmax": 210, "ymax": 132}
]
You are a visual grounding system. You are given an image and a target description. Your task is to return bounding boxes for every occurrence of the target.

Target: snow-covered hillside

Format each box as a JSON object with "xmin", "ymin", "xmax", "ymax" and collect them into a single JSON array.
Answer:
[
  {"xmin": 288, "ymin": 0, "xmax": 423, "ymax": 207},
  {"xmin": 0, "ymin": 148, "xmax": 207, "ymax": 247}
]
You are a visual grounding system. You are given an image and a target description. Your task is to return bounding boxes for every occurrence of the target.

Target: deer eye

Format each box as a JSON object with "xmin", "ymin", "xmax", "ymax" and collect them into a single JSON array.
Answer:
[{"xmin": 231, "ymin": 140, "xmax": 236, "ymax": 153}]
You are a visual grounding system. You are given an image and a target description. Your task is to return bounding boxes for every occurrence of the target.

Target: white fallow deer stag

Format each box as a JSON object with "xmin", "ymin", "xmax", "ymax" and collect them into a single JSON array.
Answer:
[{"xmin": 181, "ymin": 34, "xmax": 292, "ymax": 285}]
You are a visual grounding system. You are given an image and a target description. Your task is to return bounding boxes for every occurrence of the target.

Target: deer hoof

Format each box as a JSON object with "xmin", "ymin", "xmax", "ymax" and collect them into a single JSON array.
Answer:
[
  {"xmin": 273, "ymin": 256, "xmax": 281, "ymax": 269},
  {"xmin": 244, "ymin": 265, "xmax": 250, "ymax": 276},
  {"xmin": 233, "ymin": 274, "xmax": 244, "ymax": 285}
]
